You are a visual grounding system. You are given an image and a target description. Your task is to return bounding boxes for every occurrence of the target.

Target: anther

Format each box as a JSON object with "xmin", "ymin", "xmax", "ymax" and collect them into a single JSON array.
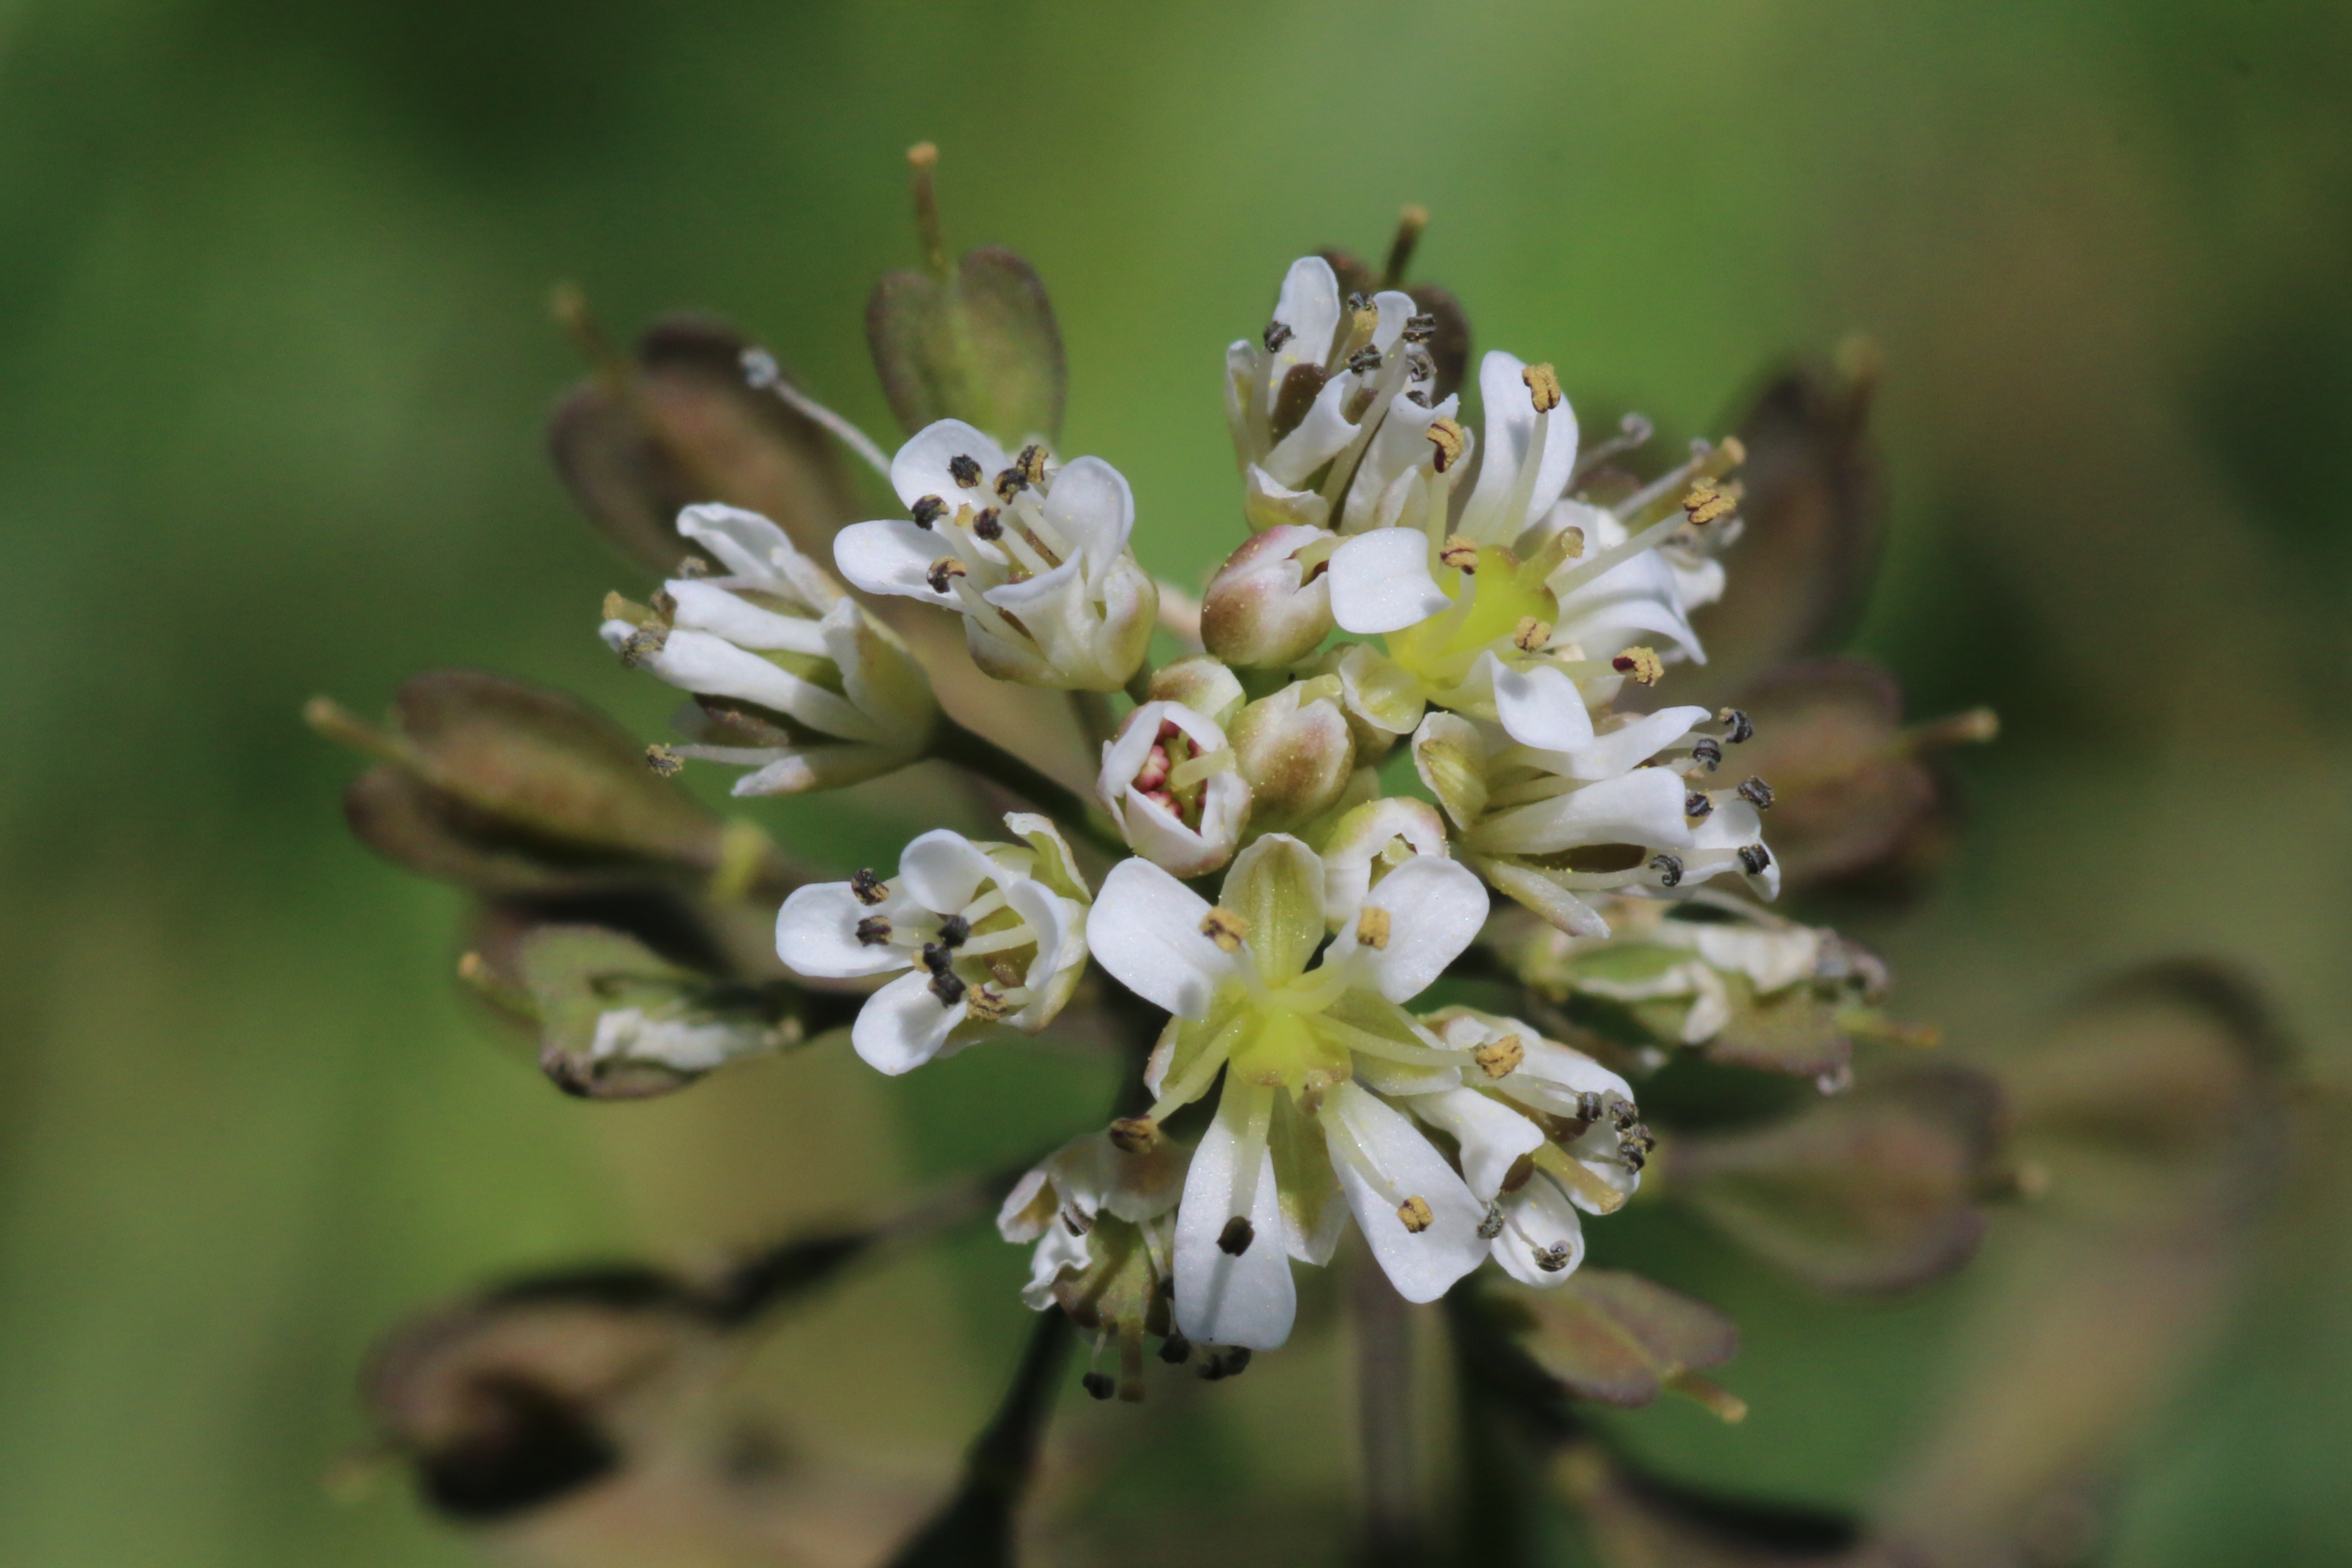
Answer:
[
  {"xmin": 1217, "ymin": 1216, "xmax": 1255, "ymax": 1256},
  {"xmin": 1263, "ymin": 319, "xmax": 1294, "ymax": 352},
  {"xmin": 1512, "ymin": 617, "xmax": 1554, "ymax": 653},
  {"xmin": 1345, "ymin": 290, "xmax": 1372, "ymax": 315},
  {"xmin": 1062, "ymin": 1204, "xmax": 1094, "ymax": 1236},
  {"xmin": 1347, "ymin": 345, "xmax": 1383, "ymax": 375},
  {"xmin": 1717, "ymin": 708, "xmax": 1755, "ymax": 744},
  {"xmin": 1406, "ymin": 388, "xmax": 1433, "ymax": 408},
  {"xmin": 1683, "ymin": 480, "xmax": 1736, "ymax": 527},
  {"xmin": 1736, "ymin": 776, "xmax": 1775, "ymax": 810},
  {"xmin": 1738, "ymin": 843, "xmax": 1773, "ymax": 877},
  {"xmin": 1081, "ymin": 1372, "xmax": 1115, "ymax": 1401},
  {"xmin": 921, "ymin": 942, "xmax": 955, "ymax": 976},
  {"xmin": 1477, "ymin": 1202, "xmax": 1506, "ymax": 1240},
  {"xmin": 1685, "ymin": 791, "xmax": 1713, "ymax": 820},
  {"xmin": 993, "ymin": 468, "xmax": 1028, "ymax": 502},
  {"xmin": 928, "ymin": 969, "xmax": 967, "ymax": 1007},
  {"xmin": 855, "ymin": 916, "xmax": 893, "ymax": 946},
  {"xmin": 1356, "ymin": 906, "xmax": 1392, "ymax": 950},
  {"xmin": 911, "ymin": 495, "xmax": 946, "ymax": 529},
  {"xmin": 1574, "ymin": 1090, "xmax": 1605, "ymax": 1126},
  {"xmin": 1534, "ymin": 1242, "xmax": 1574, "ymax": 1273},
  {"xmin": 1650, "ymin": 852, "xmax": 1685, "ymax": 888},
  {"xmin": 937, "ymin": 914, "xmax": 971, "ymax": 947},
  {"xmin": 1439, "ymin": 534, "xmax": 1479, "ymax": 572},
  {"xmin": 1611, "ymin": 646, "xmax": 1663, "ymax": 686},
  {"xmin": 644, "ymin": 744, "xmax": 685, "ymax": 778},
  {"xmin": 1425, "ymin": 416, "xmax": 1468, "ymax": 472},
  {"xmin": 1473, "ymin": 1033, "xmax": 1524, "ymax": 1079},
  {"xmin": 1014, "ymin": 443, "xmax": 1049, "ymax": 483},
  {"xmin": 1402, "ymin": 312, "xmax": 1438, "ymax": 343},
  {"xmin": 926, "ymin": 557, "xmax": 968, "ymax": 593},
  {"xmin": 675, "ymin": 554, "xmax": 712, "ymax": 579},
  {"xmin": 1108, "ymin": 1116, "xmax": 1159, "ymax": 1154},
  {"xmin": 1521, "ymin": 362, "xmax": 1564, "ymax": 413},
  {"xmin": 1690, "ymin": 738, "xmax": 1723, "ymax": 771},
  {"xmin": 1158, "ymin": 1331, "xmax": 1193, "ymax": 1365},
  {"xmin": 948, "ymin": 454, "xmax": 983, "ymax": 488},
  {"xmin": 618, "ymin": 626, "xmax": 667, "ymax": 667},
  {"xmin": 1404, "ymin": 345, "xmax": 1435, "ymax": 381},
  {"xmin": 971, "ymin": 508, "xmax": 1002, "ymax": 540},
  {"xmin": 1198, "ymin": 1347, "xmax": 1252, "ymax": 1381},
  {"xmin": 964, "ymin": 986, "xmax": 1013, "ymax": 1023},
  {"xmin": 1611, "ymin": 1100, "xmax": 1639, "ymax": 1131},
  {"xmin": 851, "ymin": 868, "xmax": 888, "ymax": 905},
  {"xmin": 1396, "ymin": 1196, "xmax": 1434, "ymax": 1234},
  {"xmin": 1200, "ymin": 908, "xmax": 1247, "ymax": 953}
]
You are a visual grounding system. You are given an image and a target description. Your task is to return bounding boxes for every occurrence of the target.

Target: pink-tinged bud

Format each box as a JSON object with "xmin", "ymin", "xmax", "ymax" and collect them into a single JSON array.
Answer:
[
  {"xmin": 1147, "ymin": 655, "xmax": 1246, "ymax": 729},
  {"xmin": 1201, "ymin": 524, "xmax": 1338, "ymax": 669},
  {"xmin": 1228, "ymin": 677, "xmax": 1355, "ymax": 833},
  {"xmin": 1097, "ymin": 701, "xmax": 1249, "ymax": 878}
]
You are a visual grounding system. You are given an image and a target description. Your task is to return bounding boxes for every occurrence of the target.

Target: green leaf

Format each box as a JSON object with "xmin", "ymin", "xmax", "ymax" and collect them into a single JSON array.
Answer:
[{"xmin": 866, "ymin": 248, "xmax": 1066, "ymax": 449}]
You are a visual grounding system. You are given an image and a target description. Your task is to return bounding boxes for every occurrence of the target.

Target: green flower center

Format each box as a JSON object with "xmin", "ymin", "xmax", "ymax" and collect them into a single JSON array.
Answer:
[{"xmin": 1381, "ymin": 546, "xmax": 1556, "ymax": 690}]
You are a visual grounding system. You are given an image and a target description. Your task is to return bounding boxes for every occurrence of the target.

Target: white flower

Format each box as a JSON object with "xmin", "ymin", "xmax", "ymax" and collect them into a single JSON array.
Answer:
[
  {"xmin": 1413, "ymin": 674, "xmax": 1777, "ymax": 936},
  {"xmin": 832, "ymin": 421, "xmax": 1156, "ymax": 691},
  {"xmin": 773, "ymin": 813, "xmax": 1090, "ymax": 1075},
  {"xmin": 1097, "ymin": 700, "xmax": 1250, "ymax": 879},
  {"xmin": 1415, "ymin": 1008, "xmax": 1648, "ymax": 1286},
  {"xmin": 599, "ymin": 504, "xmax": 936, "ymax": 796},
  {"xmin": 1086, "ymin": 836, "xmax": 1495, "ymax": 1350},
  {"xmin": 998, "ymin": 1128, "xmax": 1187, "ymax": 1311},
  {"xmin": 1313, "ymin": 795, "xmax": 1450, "ymax": 933}
]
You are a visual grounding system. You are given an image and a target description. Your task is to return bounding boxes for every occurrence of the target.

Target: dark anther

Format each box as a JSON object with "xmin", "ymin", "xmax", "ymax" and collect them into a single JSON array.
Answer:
[
  {"xmin": 1685, "ymin": 791, "xmax": 1713, "ymax": 819},
  {"xmin": 1406, "ymin": 389, "xmax": 1432, "ymax": 408},
  {"xmin": 1575, "ymin": 1090, "xmax": 1605, "ymax": 1125},
  {"xmin": 972, "ymin": 508, "xmax": 1002, "ymax": 540},
  {"xmin": 1262, "ymin": 319, "xmax": 1293, "ymax": 352},
  {"xmin": 927, "ymin": 969, "xmax": 967, "ymax": 1007},
  {"xmin": 1081, "ymin": 1372, "xmax": 1115, "ymax": 1401},
  {"xmin": 1477, "ymin": 1202, "xmax": 1505, "ymax": 1240},
  {"xmin": 851, "ymin": 868, "xmax": 888, "ymax": 906},
  {"xmin": 1345, "ymin": 290, "xmax": 1371, "ymax": 314},
  {"xmin": 1060, "ymin": 1204, "xmax": 1093, "ymax": 1236},
  {"xmin": 1014, "ymin": 443, "xmax": 1049, "ymax": 483},
  {"xmin": 1403, "ymin": 312, "xmax": 1437, "ymax": 342},
  {"xmin": 920, "ymin": 942, "xmax": 954, "ymax": 975},
  {"xmin": 1736, "ymin": 775, "xmax": 1775, "ymax": 810},
  {"xmin": 1198, "ymin": 1347, "xmax": 1252, "ymax": 1381},
  {"xmin": 1535, "ymin": 1243, "xmax": 1574, "ymax": 1273},
  {"xmin": 1158, "ymin": 1331, "xmax": 1193, "ymax": 1365},
  {"xmin": 1611, "ymin": 1101, "xmax": 1640, "ymax": 1131},
  {"xmin": 1217, "ymin": 1216, "xmax": 1255, "ymax": 1256},
  {"xmin": 925, "ymin": 558, "xmax": 967, "ymax": 594},
  {"xmin": 1347, "ymin": 345, "xmax": 1383, "ymax": 375},
  {"xmin": 1650, "ymin": 852, "xmax": 1684, "ymax": 888},
  {"xmin": 1738, "ymin": 843, "xmax": 1773, "ymax": 877},
  {"xmin": 855, "ymin": 916, "xmax": 893, "ymax": 947},
  {"xmin": 948, "ymin": 454, "xmax": 983, "ymax": 488},
  {"xmin": 1620, "ymin": 1146, "xmax": 1648, "ymax": 1174},
  {"xmin": 993, "ymin": 468, "xmax": 1028, "ymax": 502},
  {"xmin": 911, "ymin": 495, "xmax": 946, "ymax": 529},
  {"xmin": 937, "ymin": 914, "xmax": 971, "ymax": 947},
  {"xmin": 1718, "ymin": 707, "xmax": 1755, "ymax": 744},
  {"xmin": 1404, "ymin": 346, "xmax": 1435, "ymax": 381},
  {"xmin": 1690, "ymin": 737, "xmax": 1723, "ymax": 771}
]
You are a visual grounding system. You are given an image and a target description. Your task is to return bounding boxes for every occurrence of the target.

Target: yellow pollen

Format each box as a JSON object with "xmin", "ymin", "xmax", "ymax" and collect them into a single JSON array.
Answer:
[
  {"xmin": 965, "ymin": 986, "xmax": 1013, "ymax": 1023},
  {"xmin": 1521, "ymin": 362, "xmax": 1563, "ymax": 413},
  {"xmin": 1473, "ymin": 1034, "xmax": 1524, "ymax": 1079},
  {"xmin": 1439, "ymin": 534, "xmax": 1479, "ymax": 572},
  {"xmin": 1397, "ymin": 1196, "xmax": 1434, "ymax": 1233},
  {"xmin": 1201, "ymin": 907, "xmax": 1247, "ymax": 952},
  {"xmin": 1512, "ymin": 617, "xmax": 1553, "ymax": 652},
  {"xmin": 1108, "ymin": 1116, "xmax": 1159, "ymax": 1154},
  {"xmin": 1425, "ymin": 416, "xmax": 1467, "ymax": 472},
  {"xmin": 1611, "ymin": 646, "xmax": 1664, "ymax": 686},
  {"xmin": 1683, "ymin": 481, "xmax": 1736, "ymax": 527},
  {"xmin": 1356, "ymin": 907, "xmax": 1392, "ymax": 950}
]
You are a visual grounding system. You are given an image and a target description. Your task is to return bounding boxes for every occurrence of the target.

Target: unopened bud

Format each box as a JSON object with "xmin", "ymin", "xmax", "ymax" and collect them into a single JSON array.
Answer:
[
  {"xmin": 1228, "ymin": 682, "xmax": 1355, "ymax": 832},
  {"xmin": 1147, "ymin": 655, "xmax": 1246, "ymax": 729},
  {"xmin": 1200, "ymin": 525, "xmax": 1336, "ymax": 670}
]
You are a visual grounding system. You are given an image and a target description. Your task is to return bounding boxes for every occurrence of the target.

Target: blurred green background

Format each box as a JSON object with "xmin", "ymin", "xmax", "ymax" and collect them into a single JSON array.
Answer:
[{"xmin": 4, "ymin": 0, "xmax": 2351, "ymax": 1562}]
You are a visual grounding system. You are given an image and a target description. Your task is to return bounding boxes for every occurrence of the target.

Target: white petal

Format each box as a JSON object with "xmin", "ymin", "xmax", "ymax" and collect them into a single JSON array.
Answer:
[
  {"xmin": 896, "ymin": 828, "xmax": 998, "ymax": 915},
  {"xmin": 1489, "ymin": 655, "xmax": 1597, "ymax": 753},
  {"xmin": 662, "ymin": 580, "xmax": 831, "ymax": 655},
  {"xmin": 1328, "ymin": 1083, "xmax": 1488, "ymax": 1303},
  {"xmin": 1460, "ymin": 350, "xmax": 1578, "ymax": 542},
  {"xmin": 1271, "ymin": 255, "xmax": 1342, "ymax": 367},
  {"xmin": 1542, "ymin": 705, "xmax": 1709, "ymax": 782},
  {"xmin": 1491, "ymin": 1175, "xmax": 1587, "ymax": 1287},
  {"xmin": 1498, "ymin": 1039, "xmax": 1638, "ymax": 1119},
  {"xmin": 833, "ymin": 518, "xmax": 964, "ymax": 603},
  {"xmin": 889, "ymin": 420, "xmax": 1012, "ymax": 513},
  {"xmin": 851, "ymin": 970, "xmax": 966, "ymax": 1075},
  {"xmin": 1330, "ymin": 855, "xmax": 1488, "ymax": 1003},
  {"xmin": 1021, "ymin": 1224, "xmax": 1092, "ymax": 1310},
  {"xmin": 775, "ymin": 882, "xmax": 910, "ymax": 979},
  {"xmin": 1327, "ymin": 529, "xmax": 1451, "ymax": 634},
  {"xmin": 1408, "ymin": 1087, "xmax": 1544, "ymax": 1201},
  {"xmin": 996, "ymin": 1163, "xmax": 1056, "ymax": 1243},
  {"xmin": 1472, "ymin": 767, "xmax": 1693, "ymax": 857},
  {"xmin": 676, "ymin": 503, "xmax": 796, "ymax": 586},
  {"xmin": 1039, "ymin": 456, "xmax": 1135, "ymax": 580},
  {"xmin": 1173, "ymin": 1089, "xmax": 1297, "ymax": 1350},
  {"xmin": 1089, "ymin": 857, "xmax": 1236, "ymax": 1020}
]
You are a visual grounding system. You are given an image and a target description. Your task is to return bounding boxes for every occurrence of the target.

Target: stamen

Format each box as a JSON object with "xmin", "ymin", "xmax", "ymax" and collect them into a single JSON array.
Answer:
[
  {"xmin": 920, "ymin": 942, "xmax": 955, "ymax": 976},
  {"xmin": 1611, "ymin": 646, "xmax": 1663, "ymax": 686},
  {"xmin": 1217, "ymin": 1216, "xmax": 1255, "ymax": 1256},
  {"xmin": 1472, "ymin": 1034, "xmax": 1524, "ymax": 1079},
  {"xmin": 911, "ymin": 495, "xmax": 946, "ymax": 529},
  {"xmin": 1512, "ymin": 617, "xmax": 1553, "ymax": 653},
  {"xmin": 644, "ymin": 744, "xmax": 684, "ymax": 778},
  {"xmin": 965, "ymin": 986, "xmax": 1014, "ymax": 1023},
  {"xmin": 1682, "ymin": 480, "xmax": 1736, "ymax": 527},
  {"xmin": 1738, "ymin": 843, "xmax": 1773, "ymax": 877},
  {"xmin": 971, "ymin": 508, "xmax": 1003, "ymax": 541},
  {"xmin": 1477, "ymin": 1201, "xmax": 1506, "ymax": 1239},
  {"xmin": 855, "ymin": 916, "xmax": 893, "ymax": 946},
  {"xmin": 1062, "ymin": 1204, "xmax": 1094, "ymax": 1236},
  {"xmin": 1650, "ymin": 852, "xmax": 1685, "ymax": 888},
  {"xmin": 926, "ymin": 557, "xmax": 969, "ymax": 593},
  {"xmin": 739, "ymin": 346, "xmax": 895, "ymax": 479},
  {"xmin": 1736, "ymin": 776, "xmax": 1774, "ymax": 810},
  {"xmin": 1383, "ymin": 204, "xmax": 1428, "ymax": 288},
  {"xmin": 1426, "ymin": 416, "xmax": 1468, "ymax": 473},
  {"xmin": 1690, "ymin": 738, "xmax": 1724, "ymax": 772},
  {"xmin": 1521, "ymin": 362, "xmax": 1564, "ymax": 413},
  {"xmin": 948, "ymin": 454, "xmax": 983, "ymax": 488},
  {"xmin": 1356, "ymin": 907, "xmax": 1393, "ymax": 950},
  {"xmin": 928, "ymin": 969, "xmax": 967, "ymax": 1007},
  {"xmin": 1015, "ymin": 443, "xmax": 1050, "ymax": 484},
  {"xmin": 1347, "ymin": 345, "xmax": 1383, "ymax": 375},
  {"xmin": 1263, "ymin": 319, "xmax": 1293, "ymax": 352},
  {"xmin": 993, "ymin": 468, "xmax": 1028, "ymax": 502},
  {"xmin": 1081, "ymin": 1372, "xmax": 1115, "ymax": 1401},
  {"xmin": 1574, "ymin": 1091, "xmax": 1605, "ymax": 1126},
  {"xmin": 1717, "ymin": 708, "xmax": 1755, "ymax": 744},
  {"xmin": 1396, "ymin": 1196, "xmax": 1434, "ymax": 1233},
  {"xmin": 1439, "ymin": 534, "xmax": 1480, "ymax": 572},
  {"xmin": 1159, "ymin": 1331, "xmax": 1193, "ymax": 1365},
  {"xmin": 1108, "ymin": 1116, "xmax": 1159, "ymax": 1154},
  {"xmin": 1198, "ymin": 1347, "xmax": 1252, "ymax": 1381},
  {"xmin": 675, "ymin": 554, "xmax": 712, "ymax": 579},
  {"xmin": 1685, "ymin": 791, "xmax": 1713, "ymax": 820},
  {"xmin": 1611, "ymin": 1100, "xmax": 1640, "ymax": 1131},
  {"xmin": 851, "ymin": 868, "xmax": 889, "ymax": 906},
  {"xmin": 1201, "ymin": 908, "xmax": 1248, "ymax": 953},
  {"xmin": 1534, "ymin": 1242, "xmax": 1574, "ymax": 1273},
  {"xmin": 1402, "ymin": 313, "xmax": 1438, "ymax": 344},
  {"xmin": 617, "ymin": 626, "xmax": 667, "ymax": 666},
  {"xmin": 937, "ymin": 914, "xmax": 971, "ymax": 947}
]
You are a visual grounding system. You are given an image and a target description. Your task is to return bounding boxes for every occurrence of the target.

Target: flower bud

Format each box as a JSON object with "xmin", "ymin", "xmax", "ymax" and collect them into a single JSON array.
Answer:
[
  {"xmin": 1410, "ymin": 711, "xmax": 1490, "ymax": 830},
  {"xmin": 1318, "ymin": 796, "xmax": 1450, "ymax": 930},
  {"xmin": 1201, "ymin": 525, "xmax": 1337, "ymax": 669},
  {"xmin": 1098, "ymin": 701, "xmax": 1250, "ymax": 878},
  {"xmin": 1148, "ymin": 655, "xmax": 1246, "ymax": 729},
  {"xmin": 1228, "ymin": 678, "xmax": 1355, "ymax": 832}
]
